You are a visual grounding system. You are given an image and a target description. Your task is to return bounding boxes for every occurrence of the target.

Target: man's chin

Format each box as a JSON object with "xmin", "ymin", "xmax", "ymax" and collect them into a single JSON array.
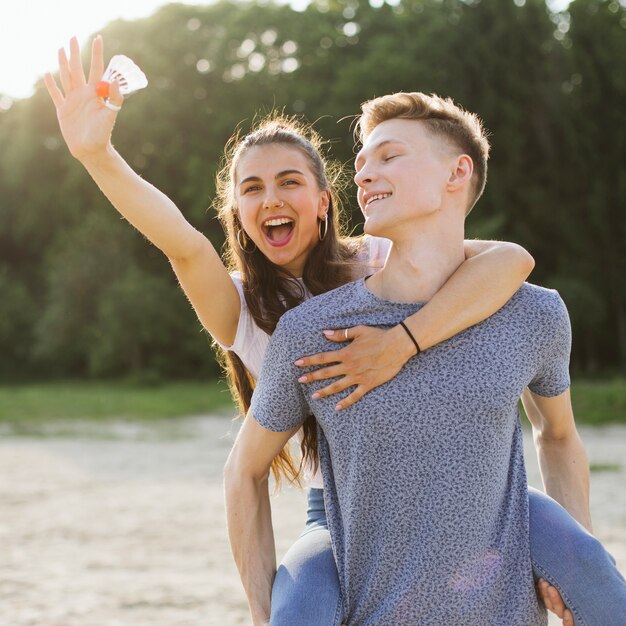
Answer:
[{"xmin": 363, "ymin": 219, "xmax": 389, "ymax": 239}]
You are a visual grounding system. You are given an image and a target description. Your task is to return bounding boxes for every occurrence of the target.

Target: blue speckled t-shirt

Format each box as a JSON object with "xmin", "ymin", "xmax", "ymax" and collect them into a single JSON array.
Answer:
[{"xmin": 251, "ymin": 280, "xmax": 570, "ymax": 626}]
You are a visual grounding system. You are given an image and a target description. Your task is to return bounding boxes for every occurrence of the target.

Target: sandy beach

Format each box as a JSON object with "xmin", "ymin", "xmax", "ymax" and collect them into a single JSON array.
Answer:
[{"xmin": 1, "ymin": 416, "xmax": 624, "ymax": 626}]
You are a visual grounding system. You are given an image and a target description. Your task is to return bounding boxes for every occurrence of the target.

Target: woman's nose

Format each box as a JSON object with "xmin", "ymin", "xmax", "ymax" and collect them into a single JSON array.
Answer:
[{"xmin": 262, "ymin": 195, "xmax": 284, "ymax": 210}]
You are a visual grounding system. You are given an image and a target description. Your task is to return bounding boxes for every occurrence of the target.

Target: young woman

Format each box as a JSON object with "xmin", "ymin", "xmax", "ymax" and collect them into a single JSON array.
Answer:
[{"xmin": 44, "ymin": 36, "xmax": 624, "ymax": 626}]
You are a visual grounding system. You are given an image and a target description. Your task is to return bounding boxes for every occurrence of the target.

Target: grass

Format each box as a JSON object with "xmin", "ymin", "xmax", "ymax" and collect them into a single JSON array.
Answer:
[
  {"xmin": 569, "ymin": 379, "xmax": 626, "ymax": 425},
  {"xmin": 0, "ymin": 380, "xmax": 236, "ymax": 425},
  {"xmin": 0, "ymin": 378, "xmax": 624, "ymax": 426},
  {"xmin": 589, "ymin": 463, "xmax": 621, "ymax": 473}
]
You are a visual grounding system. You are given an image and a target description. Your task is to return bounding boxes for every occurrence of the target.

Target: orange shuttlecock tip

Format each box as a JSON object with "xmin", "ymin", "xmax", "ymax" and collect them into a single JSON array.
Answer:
[{"xmin": 96, "ymin": 81, "xmax": 110, "ymax": 98}]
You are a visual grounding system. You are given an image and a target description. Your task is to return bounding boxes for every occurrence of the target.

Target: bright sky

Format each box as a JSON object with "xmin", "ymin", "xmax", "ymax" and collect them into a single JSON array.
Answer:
[
  {"xmin": 0, "ymin": 1, "xmax": 208, "ymax": 100},
  {"xmin": 1, "ymin": 0, "xmax": 573, "ymax": 102}
]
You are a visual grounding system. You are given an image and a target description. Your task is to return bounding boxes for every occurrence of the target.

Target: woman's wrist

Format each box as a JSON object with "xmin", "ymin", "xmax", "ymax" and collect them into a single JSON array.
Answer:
[
  {"xmin": 391, "ymin": 323, "xmax": 420, "ymax": 360},
  {"xmin": 80, "ymin": 143, "xmax": 118, "ymax": 171}
]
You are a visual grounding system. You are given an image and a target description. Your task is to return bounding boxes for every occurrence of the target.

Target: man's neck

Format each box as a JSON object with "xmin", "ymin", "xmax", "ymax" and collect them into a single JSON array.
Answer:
[{"xmin": 367, "ymin": 215, "xmax": 466, "ymax": 304}]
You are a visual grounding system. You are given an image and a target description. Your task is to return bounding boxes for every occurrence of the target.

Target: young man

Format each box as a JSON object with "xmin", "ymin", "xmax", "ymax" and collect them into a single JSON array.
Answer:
[{"xmin": 224, "ymin": 93, "xmax": 590, "ymax": 625}]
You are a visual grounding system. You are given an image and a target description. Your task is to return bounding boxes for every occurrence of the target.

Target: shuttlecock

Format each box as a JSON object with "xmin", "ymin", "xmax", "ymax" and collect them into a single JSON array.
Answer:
[{"xmin": 96, "ymin": 55, "xmax": 148, "ymax": 99}]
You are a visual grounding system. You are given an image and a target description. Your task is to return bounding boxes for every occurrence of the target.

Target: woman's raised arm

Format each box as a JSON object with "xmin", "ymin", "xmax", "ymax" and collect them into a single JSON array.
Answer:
[{"xmin": 44, "ymin": 36, "xmax": 240, "ymax": 346}]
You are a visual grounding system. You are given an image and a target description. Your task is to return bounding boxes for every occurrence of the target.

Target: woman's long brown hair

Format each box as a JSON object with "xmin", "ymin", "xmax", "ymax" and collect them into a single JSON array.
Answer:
[{"xmin": 213, "ymin": 115, "xmax": 360, "ymax": 487}]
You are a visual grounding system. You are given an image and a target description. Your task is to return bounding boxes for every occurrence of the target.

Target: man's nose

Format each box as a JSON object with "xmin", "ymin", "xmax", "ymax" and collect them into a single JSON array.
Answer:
[{"xmin": 354, "ymin": 165, "xmax": 375, "ymax": 188}]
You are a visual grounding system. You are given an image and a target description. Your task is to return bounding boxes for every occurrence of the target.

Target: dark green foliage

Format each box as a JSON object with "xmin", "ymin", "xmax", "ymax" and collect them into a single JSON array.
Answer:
[{"xmin": 0, "ymin": 0, "xmax": 624, "ymax": 380}]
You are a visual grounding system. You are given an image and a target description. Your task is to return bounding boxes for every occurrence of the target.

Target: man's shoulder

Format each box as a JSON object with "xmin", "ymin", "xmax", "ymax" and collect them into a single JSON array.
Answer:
[
  {"xmin": 504, "ymin": 282, "xmax": 569, "ymax": 330},
  {"xmin": 514, "ymin": 282, "xmax": 567, "ymax": 313}
]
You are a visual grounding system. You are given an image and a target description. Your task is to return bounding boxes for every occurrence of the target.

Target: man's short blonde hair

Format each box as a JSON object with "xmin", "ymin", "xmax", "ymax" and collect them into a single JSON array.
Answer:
[{"xmin": 356, "ymin": 92, "xmax": 490, "ymax": 214}]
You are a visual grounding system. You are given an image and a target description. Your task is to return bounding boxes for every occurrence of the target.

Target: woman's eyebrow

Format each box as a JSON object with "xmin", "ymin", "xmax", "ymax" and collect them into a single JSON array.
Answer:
[
  {"xmin": 239, "ymin": 175, "xmax": 261, "ymax": 185},
  {"xmin": 275, "ymin": 169, "xmax": 305, "ymax": 178},
  {"xmin": 239, "ymin": 169, "xmax": 305, "ymax": 186}
]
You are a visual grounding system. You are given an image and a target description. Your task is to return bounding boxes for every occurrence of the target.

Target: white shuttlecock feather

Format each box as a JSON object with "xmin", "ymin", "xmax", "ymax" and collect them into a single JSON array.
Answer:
[{"xmin": 96, "ymin": 55, "xmax": 148, "ymax": 98}]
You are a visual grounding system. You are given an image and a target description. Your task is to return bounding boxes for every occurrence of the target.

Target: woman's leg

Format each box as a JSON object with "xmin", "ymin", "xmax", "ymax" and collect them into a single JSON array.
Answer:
[
  {"xmin": 528, "ymin": 486, "xmax": 626, "ymax": 626},
  {"xmin": 270, "ymin": 488, "xmax": 343, "ymax": 626}
]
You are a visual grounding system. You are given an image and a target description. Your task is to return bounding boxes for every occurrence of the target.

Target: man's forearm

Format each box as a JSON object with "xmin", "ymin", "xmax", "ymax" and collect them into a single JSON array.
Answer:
[
  {"xmin": 535, "ymin": 430, "xmax": 593, "ymax": 532},
  {"xmin": 224, "ymin": 472, "xmax": 276, "ymax": 625}
]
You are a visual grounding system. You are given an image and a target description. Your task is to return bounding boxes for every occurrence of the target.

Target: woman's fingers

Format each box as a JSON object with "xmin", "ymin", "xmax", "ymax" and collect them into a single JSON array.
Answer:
[
  {"xmin": 310, "ymin": 378, "xmax": 368, "ymax": 411},
  {"xmin": 58, "ymin": 46, "xmax": 72, "ymax": 95},
  {"xmin": 298, "ymin": 363, "xmax": 344, "ymax": 384},
  {"xmin": 297, "ymin": 325, "xmax": 408, "ymax": 409},
  {"xmin": 69, "ymin": 36, "xmax": 87, "ymax": 88},
  {"xmin": 546, "ymin": 583, "xmax": 566, "ymax": 616},
  {"xmin": 334, "ymin": 385, "xmax": 367, "ymax": 411},
  {"xmin": 87, "ymin": 35, "xmax": 104, "ymax": 87},
  {"xmin": 43, "ymin": 73, "xmax": 64, "ymax": 109},
  {"xmin": 537, "ymin": 579, "xmax": 556, "ymax": 613},
  {"xmin": 294, "ymin": 347, "xmax": 344, "ymax": 368},
  {"xmin": 538, "ymin": 578, "xmax": 572, "ymax": 621},
  {"xmin": 107, "ymin": 79, "xmax": 124, "ymax": 109},
  {"xmin": 322, "ymin": 326, "xmax": 359, "ymax": 343},
  {"xmin": 311, "ymin": 378, "xmax": 353, "ymax": 402}
]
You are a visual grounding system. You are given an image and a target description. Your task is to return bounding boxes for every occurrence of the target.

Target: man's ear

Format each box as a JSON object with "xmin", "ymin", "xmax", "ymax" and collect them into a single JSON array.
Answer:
[{"xmin": 448, "ymin": 155, "xmax": 473, "ymax": 191}]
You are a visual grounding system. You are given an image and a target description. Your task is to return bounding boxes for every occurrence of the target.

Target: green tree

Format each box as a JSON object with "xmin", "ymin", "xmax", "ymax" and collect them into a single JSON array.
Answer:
[{"xmin": 0, "ymin": 0, "xmax": 624, "ymax": 379}]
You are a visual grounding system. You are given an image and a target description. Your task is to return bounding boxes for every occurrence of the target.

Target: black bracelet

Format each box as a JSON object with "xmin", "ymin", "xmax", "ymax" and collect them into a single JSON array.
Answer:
[{"xmin": 399, "ymin": 321, "xmax": 422, "ymax": 356}]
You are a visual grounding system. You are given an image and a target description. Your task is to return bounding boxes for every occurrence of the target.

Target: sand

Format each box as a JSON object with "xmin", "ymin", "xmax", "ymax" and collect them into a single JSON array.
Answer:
[{"xmin": 0, "ymin": 416, "xmax": 624, "ymax": 626}]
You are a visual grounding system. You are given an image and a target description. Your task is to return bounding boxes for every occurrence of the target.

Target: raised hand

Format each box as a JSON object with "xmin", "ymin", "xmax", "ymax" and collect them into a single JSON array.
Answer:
[{"xmin": 44, "ymin": 36, "xmax": 123, "ymax": 162}]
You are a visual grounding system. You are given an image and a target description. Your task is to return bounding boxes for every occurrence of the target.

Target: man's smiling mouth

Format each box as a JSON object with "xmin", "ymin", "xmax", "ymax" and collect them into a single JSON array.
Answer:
[{"xmin": 365, "ymin": 192, "xmax": 392, "ymax": 207}]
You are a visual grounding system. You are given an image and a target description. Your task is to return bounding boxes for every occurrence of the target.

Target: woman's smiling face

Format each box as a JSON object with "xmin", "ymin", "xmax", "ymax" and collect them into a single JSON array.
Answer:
[{"xmin": 235, "ymin": 143, "xmax": 329, "ymax": 277}]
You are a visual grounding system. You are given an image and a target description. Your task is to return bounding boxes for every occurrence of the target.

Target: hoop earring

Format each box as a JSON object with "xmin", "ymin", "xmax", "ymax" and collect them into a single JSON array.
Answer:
[
  {"xmin": 318, "ymin": 215, "xmax": 328, "ymax": 241},
  {"xmin": 236, "ymin": 228, "xmax": 256, "ymax": 253}
]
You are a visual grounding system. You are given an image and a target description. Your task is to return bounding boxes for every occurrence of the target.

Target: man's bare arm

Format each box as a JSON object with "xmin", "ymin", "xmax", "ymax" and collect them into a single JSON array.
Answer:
[
  {"xmin": 224, "ymin": 414, "xmax": 299, "ymax": 625},
  {"xmin": 522, "ymin": 388, "xmax": 592, "ymax": 531}
]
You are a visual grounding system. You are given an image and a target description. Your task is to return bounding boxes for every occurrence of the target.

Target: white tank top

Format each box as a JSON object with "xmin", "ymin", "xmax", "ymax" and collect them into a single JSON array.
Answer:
[{"xmin": 214, "ymin": 235, "xmax": 392, "ymax": 487}]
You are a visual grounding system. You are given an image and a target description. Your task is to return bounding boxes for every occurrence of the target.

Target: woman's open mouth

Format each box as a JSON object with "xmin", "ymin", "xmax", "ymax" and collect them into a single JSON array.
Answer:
[{"xmin": 262, "ymin": 217, "xmax": 295, "ymax": 247}]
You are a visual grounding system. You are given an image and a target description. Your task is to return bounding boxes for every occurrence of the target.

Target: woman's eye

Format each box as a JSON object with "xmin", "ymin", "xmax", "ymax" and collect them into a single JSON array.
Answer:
[
  {"xmin": 243, "ymin": 185, "xmax": 260, "ymax": 194},
  {"xmin": 384, "ymin": 155, "xmax": 398, "ymax": 162},
  {"xmin": 283, "ymin": 179, "xmax": 299, "ymax": 186}
]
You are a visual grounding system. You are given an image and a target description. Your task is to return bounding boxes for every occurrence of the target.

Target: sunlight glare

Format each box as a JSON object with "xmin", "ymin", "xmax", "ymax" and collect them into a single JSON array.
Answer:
[{"xmin": 0, "ymin": 1, "xmax": 205, "ymax": 99}]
